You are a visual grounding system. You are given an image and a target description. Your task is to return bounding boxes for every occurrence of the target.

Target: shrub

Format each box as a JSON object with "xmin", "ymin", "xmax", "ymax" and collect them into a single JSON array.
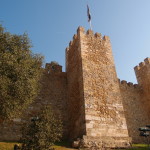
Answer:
[{"xmin": 21, "ymin": 105, "xmax": 63, "ymax": 150}]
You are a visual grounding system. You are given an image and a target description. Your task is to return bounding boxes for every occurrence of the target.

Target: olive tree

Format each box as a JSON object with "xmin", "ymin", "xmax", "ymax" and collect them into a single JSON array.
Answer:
[{"xmin": 0, "ymin": 25, "xmax": 43, "ymax": 120}]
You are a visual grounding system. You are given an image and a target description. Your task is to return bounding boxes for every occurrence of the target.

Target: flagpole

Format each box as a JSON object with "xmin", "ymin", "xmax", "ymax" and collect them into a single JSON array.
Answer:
[{"xmin": 89, "ymin": 20, "xmax": 92, "ymax": 30}]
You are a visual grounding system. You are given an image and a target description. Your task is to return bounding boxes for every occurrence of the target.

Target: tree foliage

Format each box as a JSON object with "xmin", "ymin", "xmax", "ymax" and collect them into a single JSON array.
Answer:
[
  {"xmin": 0, "ymin": 25, "xmax": 43, "ymax": 120},
  {"xmin": 21, "ymin": 105, "xmax": 63, "ymax": 150}
]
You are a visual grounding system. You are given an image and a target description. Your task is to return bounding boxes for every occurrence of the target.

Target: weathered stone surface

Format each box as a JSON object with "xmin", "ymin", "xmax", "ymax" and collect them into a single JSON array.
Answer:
[
  {"xmin": 66, "ymin": 27, "xmax": 86, "ymax": 140},
  {"xmin": 119, "ymin": 80, "xmax": 149, "ymax": 143},
  {"xmin": 76, "ymin": 136, "xmax": 131, "ymax": 149},
  {"xmin": 134, "ymin": 58, "xmax": 150, "ymax": 118},
  {"xmin": 75, "ymin": 27, "xmax": 130, "ymax": 147}
]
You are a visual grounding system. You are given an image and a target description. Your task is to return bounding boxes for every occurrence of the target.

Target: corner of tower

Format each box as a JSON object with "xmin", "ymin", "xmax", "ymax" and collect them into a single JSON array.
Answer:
[
  {"xmin": 134, "ymin": 57, "xmax": 150, "ymax": 85},
  {"xmin": 134, "ymin": 57, "xmax": 150, "ymax": 74}
]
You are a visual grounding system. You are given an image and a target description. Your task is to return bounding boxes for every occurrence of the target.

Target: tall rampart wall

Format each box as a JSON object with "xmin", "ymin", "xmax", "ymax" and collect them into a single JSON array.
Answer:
[
  {"xmin": 119, "ymin": 80, "xmax": 149, "ymax": 143},
  {"xmin": 134, "ymin": 58, "xmax": 150, "ymax": 117}
]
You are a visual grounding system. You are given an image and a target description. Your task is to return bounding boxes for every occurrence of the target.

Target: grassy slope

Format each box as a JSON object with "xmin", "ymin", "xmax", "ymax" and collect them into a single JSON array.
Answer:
[
  {"xmin": 0, "ymin": 142, "xmax": 75, "ymax": 150},
  {"xmin": 0, "ymin": 142, "xmax": 18, "ymax": 150},
  {"xmin": 0, "ymin": 142, "xmax": 149, "ymax": 150}
]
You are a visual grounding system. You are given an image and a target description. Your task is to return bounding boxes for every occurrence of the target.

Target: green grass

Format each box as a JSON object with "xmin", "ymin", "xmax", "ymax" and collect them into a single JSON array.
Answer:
[
  {"xmin": 53, "ymin": 141, "xmax": 75, "ymax": 150},
  {"xmin": 0, "ymin": 142, "xmax": 149, "ymax": 150},
  {"xmin": 130, "ymin": 144, "xmax": 149, "ymax": 150},
  {"xmin": 53, "ymin": 145, "xmax": 75, "ymax": 150},
  {"xmin": 0, "ymin": 142, "xmax": 19, "ymax": 150},
  {"xmin": 0, "ymin": 141, "xmax": 75, "ymax": 150},
  {"xmin": 116, "ymin": 144, "xmax": 149, "ymax": 150}
]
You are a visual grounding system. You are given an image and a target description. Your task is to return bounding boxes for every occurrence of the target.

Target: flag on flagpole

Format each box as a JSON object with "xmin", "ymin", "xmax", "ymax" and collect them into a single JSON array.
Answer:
[
  {"xmin": 87, "ymin": 4, "xmax": 92, "ymax": 30},
  {"xmin": 87, "ymin": 4, "xmax": 91, "ymax": 22}
]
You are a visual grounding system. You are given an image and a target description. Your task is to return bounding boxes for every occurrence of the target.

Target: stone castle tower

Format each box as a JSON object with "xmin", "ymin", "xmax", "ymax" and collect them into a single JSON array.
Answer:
[
  {"xmin": 66, "ymin": 27, "xmax": 130, "ymax": 148},
  {"xmin": 0, "ymin": 27, "xmax": 150, "ymax": 149}
]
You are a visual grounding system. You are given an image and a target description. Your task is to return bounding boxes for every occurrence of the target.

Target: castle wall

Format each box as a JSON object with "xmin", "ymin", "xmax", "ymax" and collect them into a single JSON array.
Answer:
[
  {"xmin": 0, "ymin": 26, "xmax": 149, "ymax": 148},
  {"xmin": 76, "ymin": 27, "xmax": 130, "ymax": 148},
  {"xmin": 134, "ymin": 58, "xmax": 150, "ymax": 118},
  {"xmin": 66, "ymin": 29, "xmax": 86, "ymax": 140},
  {"xmin": 0, "ymin": 64, "xmax": 68, "ymax": 141},
  {"xmin": 119, "ymin": 80, "xmax": 149, "ymax": 143}
]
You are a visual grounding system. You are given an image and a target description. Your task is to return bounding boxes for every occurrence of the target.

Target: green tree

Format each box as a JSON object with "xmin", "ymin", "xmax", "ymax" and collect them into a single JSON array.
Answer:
[
  {"xmin": 0, "ymin": 25, "xmax": 43, "ymax": 120},
  {"xmin": 21, "ymin": 105, "xmax": 63, "ymax": 150}
]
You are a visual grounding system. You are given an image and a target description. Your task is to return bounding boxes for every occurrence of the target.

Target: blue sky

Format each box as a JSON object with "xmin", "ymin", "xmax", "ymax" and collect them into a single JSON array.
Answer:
[{"xmin": 0, "ymin": 0, "xmax": 150, "ymax": 83}]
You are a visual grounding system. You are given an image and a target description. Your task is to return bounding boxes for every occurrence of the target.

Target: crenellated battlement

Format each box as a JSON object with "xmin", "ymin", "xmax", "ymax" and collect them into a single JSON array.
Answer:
[
  {"xmin": 134, "ymin": 57, "xmax": 150, "ymax": 73},
  {"xmin": 118, "ymin": 79, "xmax": 139, "ymax": 89},
  {"xmin": 77, "ymin": 26, "xmax": 110, "ymax": 42},
  {"xmin": 76, "ymin": 26, "xmax": 109, "ymax": 40},
  {"xmin": 66, "ymin": 27, "xmax": 110, "ymax": 53}
]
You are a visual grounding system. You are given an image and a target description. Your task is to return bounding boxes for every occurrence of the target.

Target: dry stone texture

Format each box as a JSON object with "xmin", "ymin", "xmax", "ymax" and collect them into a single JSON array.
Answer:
[
  {"xmin": 119, "ymin": 80, "xmax": 149, "ymax": 143},
  {"xmin": 134, "ymin": 58, "xmax": 150, "ymax": 118},
  {"xmin": 66, "ymin": 29, "xmax": 86, "ymax": 140},
  {"xmin": 74, "ymin": 27, "xmax": 130, "ymax": 148}
]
